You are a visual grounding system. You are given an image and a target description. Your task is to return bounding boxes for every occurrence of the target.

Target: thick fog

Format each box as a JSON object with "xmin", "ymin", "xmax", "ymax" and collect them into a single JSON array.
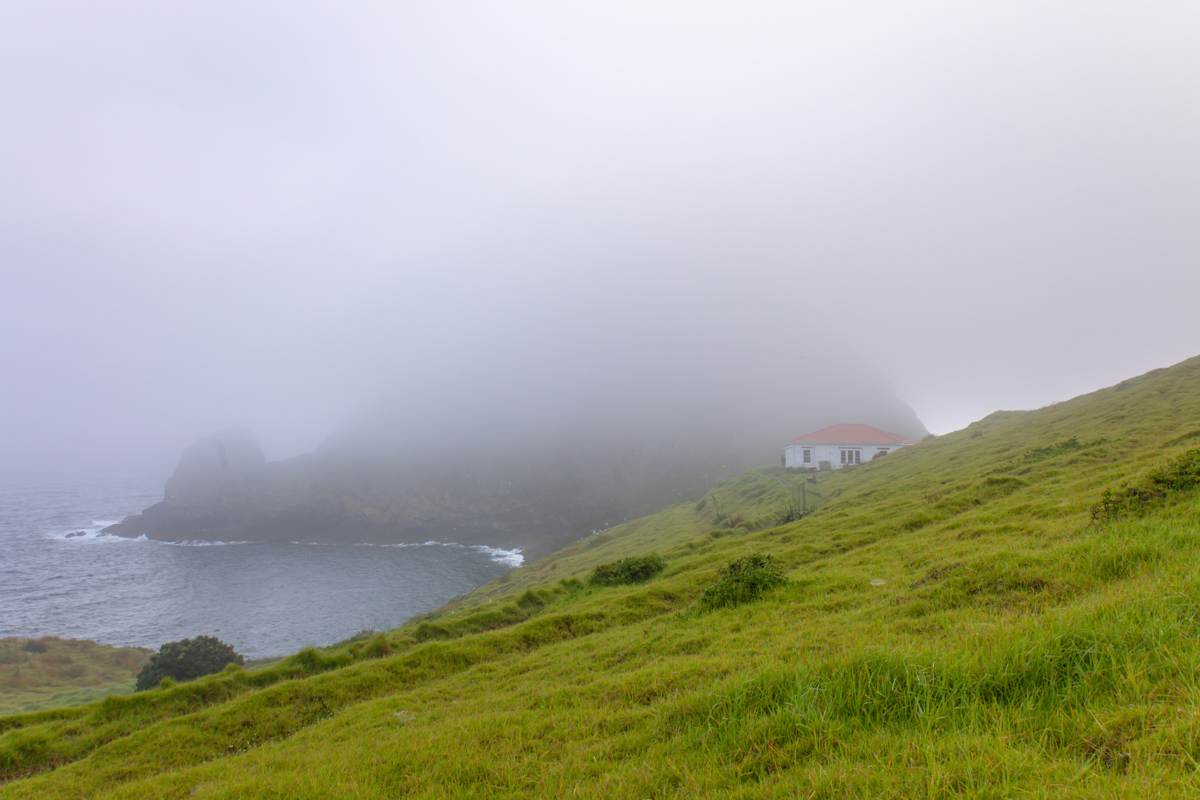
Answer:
[{"xmin": 2, "ymin": 1, "xmax": 1198, "ymax": 483}]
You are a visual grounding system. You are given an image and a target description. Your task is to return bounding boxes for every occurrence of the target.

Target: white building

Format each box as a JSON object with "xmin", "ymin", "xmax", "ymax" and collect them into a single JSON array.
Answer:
[{"xmin": 784, "ymin": 424, "xmax": 913, "ymax": 470}]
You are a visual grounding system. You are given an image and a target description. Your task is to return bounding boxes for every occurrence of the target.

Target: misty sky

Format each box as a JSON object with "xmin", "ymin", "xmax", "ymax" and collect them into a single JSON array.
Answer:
[{"xmin": 2, "ymin": 1, "xmax": 1198, "ymax": 481}]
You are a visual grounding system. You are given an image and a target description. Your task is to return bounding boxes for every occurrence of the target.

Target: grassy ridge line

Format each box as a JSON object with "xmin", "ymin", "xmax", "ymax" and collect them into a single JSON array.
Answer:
[{"xmin": 3, "ymin": 354, "xmax": 1200, "ymax": 797}]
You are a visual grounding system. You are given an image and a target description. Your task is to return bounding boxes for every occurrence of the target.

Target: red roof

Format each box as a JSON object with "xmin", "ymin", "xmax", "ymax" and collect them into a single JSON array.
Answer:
[{"xmin": 791, "ymin": 424, "xmax": 912, "ymax": 446}]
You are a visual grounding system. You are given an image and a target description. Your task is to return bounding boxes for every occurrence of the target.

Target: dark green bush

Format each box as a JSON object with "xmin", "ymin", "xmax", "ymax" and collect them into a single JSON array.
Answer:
[
  {"xmin": 590, "ymin": 554, "xmax": 666, "ymax": 586},
  {"xmin": 1091, "ymin": 448, "xmax": 1200, "ymax": 522},
  {"xmin": 1149, "ymin": 448, "xmax": 1200, "ymax": 491},
  {"xmin": 698, "ymin": 554, "xmax": 786, "ymax": 611},
  {"xmin": 1094, "ymin": 448, "xmax": 1200, "ymax": 520},
  {"xmin": 136, "ymin": 635, "xmax": 244, "ymax": 691},
  {"xmin": 776, "ymin": 505, "xmax": 809, "ymax": 525}
]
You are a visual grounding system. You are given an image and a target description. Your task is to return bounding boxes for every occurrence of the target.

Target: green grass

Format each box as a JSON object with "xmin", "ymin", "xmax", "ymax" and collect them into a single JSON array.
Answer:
[
  {"xmin": 4, "ymin": 355, "xmax": 1200, "ymax": 797},
  {"xmin": 0, "ymin": 638, "xmax": 148, "ymax": 716}
]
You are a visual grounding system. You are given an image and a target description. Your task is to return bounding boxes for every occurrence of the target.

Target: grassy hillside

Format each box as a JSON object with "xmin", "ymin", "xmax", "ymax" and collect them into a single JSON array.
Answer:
[
  {"xmin": 0, "ymin": 638, "xmax": 148, "ymax": 716},
  {"xmin": 3, "ymin": 356, "xmax": 1200, "ymax": 797}
]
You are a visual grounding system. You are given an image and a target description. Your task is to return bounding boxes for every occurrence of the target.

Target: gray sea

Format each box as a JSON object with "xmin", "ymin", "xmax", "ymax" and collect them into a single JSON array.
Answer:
[{"xmin": 0, "ymin": 481, "xmax": 520, "ymax": 659}]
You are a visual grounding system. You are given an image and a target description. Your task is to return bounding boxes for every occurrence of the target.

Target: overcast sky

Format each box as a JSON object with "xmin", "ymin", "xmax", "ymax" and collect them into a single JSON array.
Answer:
[{"xmin": 2, "ymin": 1, "xmax": 1198, "ymax": 481}]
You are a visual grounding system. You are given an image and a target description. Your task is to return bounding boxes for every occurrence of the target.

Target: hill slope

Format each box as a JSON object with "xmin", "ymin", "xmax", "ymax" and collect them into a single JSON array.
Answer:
[
  {"xmin": 0, "ymin": 638, "xmax": 148, "ymax": 716},
  {"xmin": 4, "ymin": 356, "xmax": 1200, "ymax": 798}
]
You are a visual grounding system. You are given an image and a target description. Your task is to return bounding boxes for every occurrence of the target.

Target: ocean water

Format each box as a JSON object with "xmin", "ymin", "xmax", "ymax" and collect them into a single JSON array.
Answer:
[{"xmin": 0, "ymin": 481, "xmax": 520, "ymax": 659}]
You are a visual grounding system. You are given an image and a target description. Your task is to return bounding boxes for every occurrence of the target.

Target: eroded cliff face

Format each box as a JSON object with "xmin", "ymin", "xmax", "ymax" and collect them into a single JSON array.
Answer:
[{"xmin": 105, "ymin": 428, "xmax": 338, "ymax": 545}]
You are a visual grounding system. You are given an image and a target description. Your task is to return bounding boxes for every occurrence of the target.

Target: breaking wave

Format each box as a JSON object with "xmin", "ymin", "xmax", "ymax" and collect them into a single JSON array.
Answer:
[
  {"xmin": 46, "ymin": 520, "xmax": 128, "ymax": 542},
  {"xmin": 471, "ymin": 545, "xmax": 525, "ymax": 567},
  {"xmin": 48, "ymin": 524, "xmax": 250, "ymax": 546}
]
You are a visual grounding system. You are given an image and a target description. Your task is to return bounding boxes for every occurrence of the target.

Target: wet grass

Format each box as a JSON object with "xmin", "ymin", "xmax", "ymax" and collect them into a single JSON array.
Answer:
[
  {"xmin": 3, "ymin": 355, "xmax": 1200, "ymax": 797},
  {"xmin": 0, "ymin": 639, "xmax": 148, "ymax": 716}
]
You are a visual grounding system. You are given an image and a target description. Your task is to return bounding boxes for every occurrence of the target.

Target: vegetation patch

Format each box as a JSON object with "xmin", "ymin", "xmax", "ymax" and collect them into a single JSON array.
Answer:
[
  {"xmin": 774, "ymin": 505, "xmax": 810, "ymax": 525},
  {"xmin": 1090, "ymin": 448, "xmax": 1200, "ymax": 523},
  {"xmin": 707, "ymin": 527, "xmax": 744, "ymax": 540},
  {"xmin": 697, "ymin": 554, "xmax": 786, "ymax": 611},
  {"xmin": 1164, "ymin": 429, "xmax": 1200, "ymax": 448},
  {"xmin": 590, "ymin": 554, "xmax": 666, "ymax": 586},
  {"xmin": 136, "ymin": 636, "xmax": 244, "ymax": 691},
  {"xmin": 1024, "ymin": 436, "xmax": 1083, "ymax": 462}
]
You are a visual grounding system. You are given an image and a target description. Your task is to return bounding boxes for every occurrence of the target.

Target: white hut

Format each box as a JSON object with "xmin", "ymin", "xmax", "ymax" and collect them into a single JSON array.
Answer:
[{"xmin": 784, "ymin": 424, "xmax": 912, "ymax": 470}]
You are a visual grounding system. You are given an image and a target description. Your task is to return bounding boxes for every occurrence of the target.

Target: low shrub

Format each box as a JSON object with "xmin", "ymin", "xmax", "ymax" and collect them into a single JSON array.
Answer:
[
  {"xmin": 1150, "ymin": 448, "xmax": 1200, "ymax": 491},
  {"xmin": 1090, "ymin": 485, "xmax": 1160, "ymax": 523},
  {"xmin": 136, "ymin": 636, "xmax": 244, "ymax": 691},
  {"xmin": 1091, "ymin": 448, "xmax": 1200, "ymax": 523},
  {"xmin": 698, "ymin": 554, "xmax": 786, "ymax": 611},
  {"xmin": 776, "ymin": 506, "xmax": 809, "ymax": 525},
  {"xmin": 590, "ymin": 554, "xmax": 666, "ymax": 586}
]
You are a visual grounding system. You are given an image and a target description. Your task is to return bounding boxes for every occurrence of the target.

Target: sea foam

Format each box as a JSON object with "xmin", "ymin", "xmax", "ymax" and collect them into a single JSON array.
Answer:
[{"xmin": 349, "ymin": 539, "xmax": 524, "ymax": 566}]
